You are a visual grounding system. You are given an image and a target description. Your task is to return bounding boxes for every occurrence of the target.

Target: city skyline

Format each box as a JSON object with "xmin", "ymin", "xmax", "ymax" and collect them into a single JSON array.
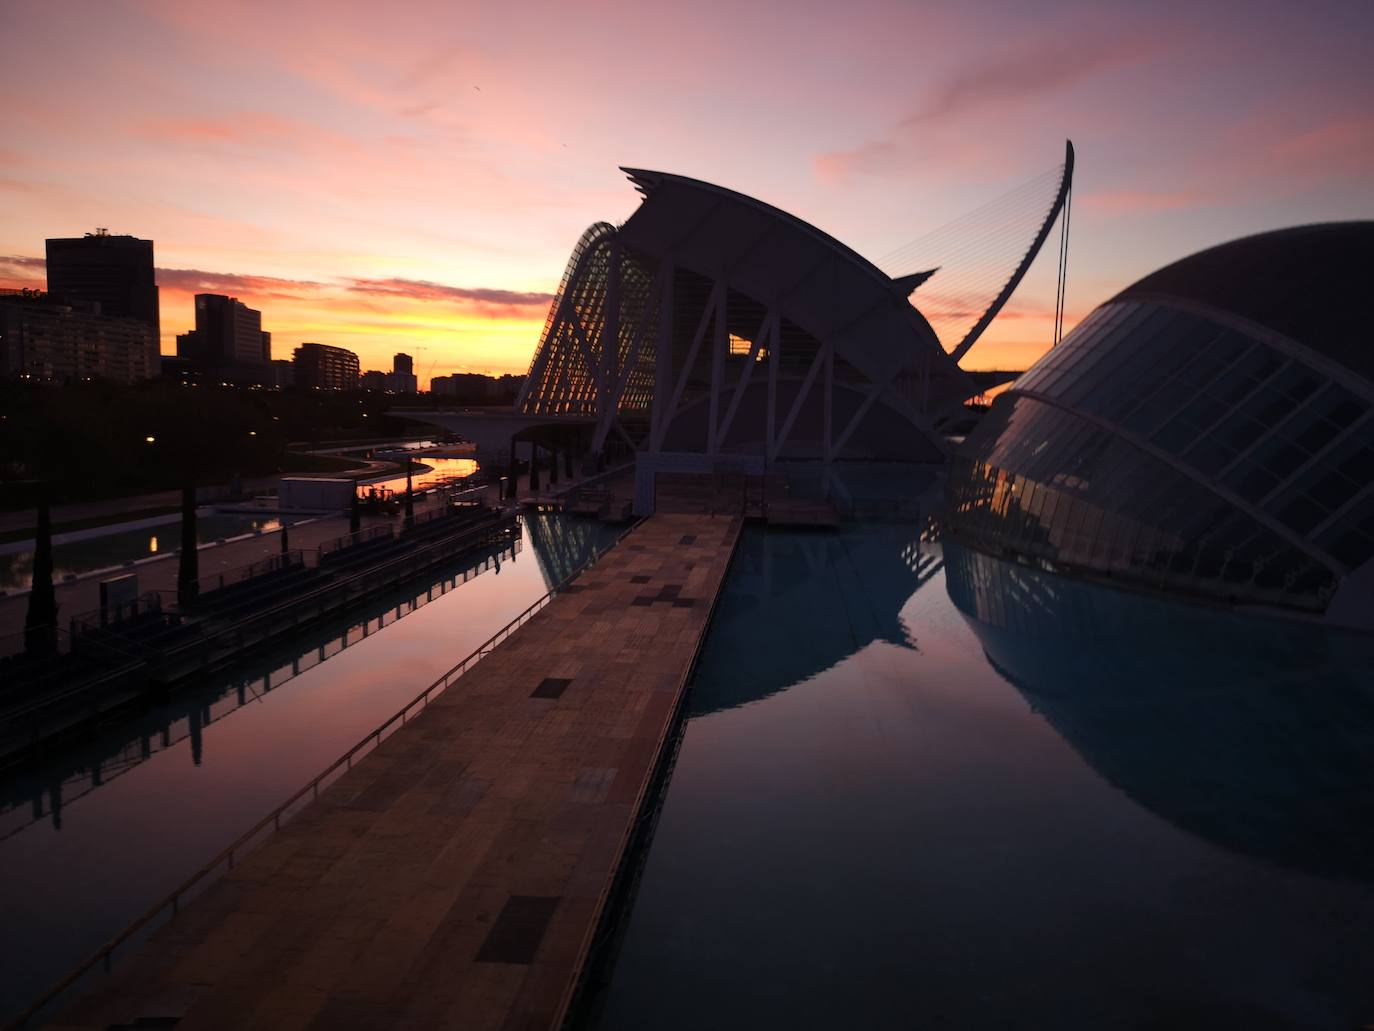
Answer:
[{"xmin": 2, "ymin": 0, "xmax": 1370, "ymax": 382}]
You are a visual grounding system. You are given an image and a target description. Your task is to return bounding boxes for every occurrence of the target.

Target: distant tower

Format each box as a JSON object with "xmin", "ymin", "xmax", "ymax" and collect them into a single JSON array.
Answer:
[
  {"xmin": 183, "ymin": 294, "xmax": 268, "ymax": 366},
  {"xmin": 45, "ymin": 230, "xmax": 159, "ymax": 340},
  {"xmin": 389, "ymin": 352, "xmax": 418, "ymax": 392}
]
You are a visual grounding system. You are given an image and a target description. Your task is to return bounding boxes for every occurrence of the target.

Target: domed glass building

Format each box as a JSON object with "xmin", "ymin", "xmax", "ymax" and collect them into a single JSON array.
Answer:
[{"xmin": 946, "ymin": 222, "xmax": 1374, "ymax": 630}]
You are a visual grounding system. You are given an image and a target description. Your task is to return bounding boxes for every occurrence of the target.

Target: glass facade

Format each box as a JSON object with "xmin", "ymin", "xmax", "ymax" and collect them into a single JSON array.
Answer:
[
  {"xmin": 949, "ymin": 298, "xmax": 1374, "ymax": 614},
  {"xmin": 519, "ymin": 223, "xmax": 658, "ymax": 418}
]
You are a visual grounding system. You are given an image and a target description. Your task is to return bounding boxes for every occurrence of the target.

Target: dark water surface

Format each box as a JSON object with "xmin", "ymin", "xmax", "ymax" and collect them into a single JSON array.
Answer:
[{"xmin": 589, "ymin": 525, "xmax": 1374, "ymax": 1031}]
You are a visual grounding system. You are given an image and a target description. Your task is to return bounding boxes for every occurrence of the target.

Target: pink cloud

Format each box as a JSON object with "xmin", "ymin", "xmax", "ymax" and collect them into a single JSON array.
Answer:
[
  {"xmin": 0, "ymin": 254, "xmax": 550, "ymax": 321},
  {"xmin": 155, "ymin": 267, "xmax": 327, "ymax": 299},
  {"xmin": 815, "ymin": 30, "xmax": 1171, "ymax": 184},
  {"xmin": 1270, "ymin": 117, "xmax": 1374, "ymax": 178},
  {"xmin": 0, "ymin": 255, "xmax": 46, "ymax": 290},
  {"xmin": 343, "ymin": 276, "xmax": 552, "ymax": 307}
]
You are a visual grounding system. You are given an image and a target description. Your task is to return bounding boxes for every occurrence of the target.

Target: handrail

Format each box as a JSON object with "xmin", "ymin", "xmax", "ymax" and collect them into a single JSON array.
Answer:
[
  {"xmin": 316, "ymin": 524, "xmax": 392, "ymax": 559},
  {"xmin": 4, "ymin": 515, "xmax": 516, "ymax": 724},
  {"xmin": 7, "ymin": 515, "xmax": 646, "ymax": 1031},
  {"xmin": 190, "ymin": 550, "xmax": 304, "ymax": 598}
]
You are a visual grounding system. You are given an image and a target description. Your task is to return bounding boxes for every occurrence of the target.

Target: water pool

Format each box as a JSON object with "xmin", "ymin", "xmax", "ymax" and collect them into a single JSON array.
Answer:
[{"xmin": 587, "ymin": 524, "xmax": 1374, "ymax": 1030}]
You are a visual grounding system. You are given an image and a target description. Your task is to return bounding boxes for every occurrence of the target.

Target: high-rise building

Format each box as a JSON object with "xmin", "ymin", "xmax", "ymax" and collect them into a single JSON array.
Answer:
[
  {"xmin": 294, "ymin": 343, "xmax": 360, "ymax": 390},
  {"xmin": 360, "ymin": 370, "xmax": 386, "ymax": 391},
  {"xmin": 45, "ymin": 230, "xmax": 159, "ymax": 340},
  {"xmin": 386, "ymin": 352, "xmax": 418, "ymax": 393},
  {"xmin": 178, "ymin": 294, "xmax": 270, "ymax": 367},
  {"xmin": 0, "ymin": 292, "xmax": 158, "ymax": 384}
]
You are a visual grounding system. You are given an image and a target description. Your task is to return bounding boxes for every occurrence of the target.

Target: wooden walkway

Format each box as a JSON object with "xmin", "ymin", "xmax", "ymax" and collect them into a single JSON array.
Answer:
[{"xmin": 46, "ymin": 512, "xmax": 742, "ymax": 1031}]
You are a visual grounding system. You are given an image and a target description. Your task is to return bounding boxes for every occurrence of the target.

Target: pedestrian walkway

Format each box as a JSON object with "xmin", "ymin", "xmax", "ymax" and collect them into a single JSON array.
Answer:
[{"xmin": 44, "ymin": 511, "xmax": 741, "ymax": 1031}]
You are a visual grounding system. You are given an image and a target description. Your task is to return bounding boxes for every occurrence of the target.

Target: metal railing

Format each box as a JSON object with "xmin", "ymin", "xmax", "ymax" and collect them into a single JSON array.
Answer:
[
  {"xmin": 67, "ymin": 592, "xmax": 165, "ymax": 638},
  {"xmin": 0, "ymin": 542, "xmax": 523, "ymax": 847},
  {"xmin": 315, "ymin": 524, "xmax": 393, "ymax": 560},
  {"xmin": 150, "ymin": 516, "xmax": 515, "ymax": 682},
  {"xmin": 190, "ymin": 550, "xmax": 304, "ymax": 598},
  {"xmin": 407, "ymin": 500, "xmax": 482, "ymax": 529},
  {"xmin": 7, "ymin": 516, "xmax": 645, "ymax": 1030},
  {"xmin": 2, "ymin": 515, "xmax": 519, "ymax": 737}
]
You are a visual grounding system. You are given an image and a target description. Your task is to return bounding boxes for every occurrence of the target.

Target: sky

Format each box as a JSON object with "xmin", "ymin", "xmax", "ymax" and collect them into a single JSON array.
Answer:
[{"xmin": 1, "ymin": 0, "xmax": 1370, "ymax": 386}]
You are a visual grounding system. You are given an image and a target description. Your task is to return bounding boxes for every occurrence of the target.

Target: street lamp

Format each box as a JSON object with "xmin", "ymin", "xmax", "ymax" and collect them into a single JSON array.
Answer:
[{"xmin": 145, "ymin": 435, "xmax": 156, "ymax": 444}]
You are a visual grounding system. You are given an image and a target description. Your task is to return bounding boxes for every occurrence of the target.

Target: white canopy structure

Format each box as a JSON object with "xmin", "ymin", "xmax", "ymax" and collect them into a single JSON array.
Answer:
[
  {"xmin": 414, "ymin": 150, "xmax": 1073, "ymax": 513},
  {"xmin": 519, "ymin": 152, "xmax": 1072, "ymax": 482}
]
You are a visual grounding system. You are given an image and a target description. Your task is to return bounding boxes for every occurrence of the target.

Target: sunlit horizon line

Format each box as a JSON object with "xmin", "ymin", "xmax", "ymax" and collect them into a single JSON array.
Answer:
[{"xmin": 0, "ymin": 260, "xmax": 1076, "ymax": 386}]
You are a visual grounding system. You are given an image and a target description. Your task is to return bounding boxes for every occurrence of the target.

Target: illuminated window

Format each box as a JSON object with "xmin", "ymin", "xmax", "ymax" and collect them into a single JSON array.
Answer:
[{"xmin": 728, "ymin": 333, "xmax": 752, "ymax": 357}]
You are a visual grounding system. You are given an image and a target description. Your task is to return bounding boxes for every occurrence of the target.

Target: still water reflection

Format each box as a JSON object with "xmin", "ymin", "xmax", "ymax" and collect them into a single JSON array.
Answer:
[
  {"xmin": 589, "ymin": 526, "xmax": 1374, "ymax": 1030},
  {"xmin": 0, "ymin": 512, "xmax": 619, "ymax": 1023},
  {"xmin": 364, "ymin": 455, "xmax": 479, "ymax": 496}
]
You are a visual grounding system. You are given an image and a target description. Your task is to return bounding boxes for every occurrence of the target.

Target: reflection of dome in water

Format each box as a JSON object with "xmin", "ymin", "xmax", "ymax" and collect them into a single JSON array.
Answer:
[
  {"xmin": 688, "ymin": 526, "xmax": 938, "ymax": 716},
  {"xmin": 944, "ymin": 542, "xmax": 1374, "ymax": 883}
]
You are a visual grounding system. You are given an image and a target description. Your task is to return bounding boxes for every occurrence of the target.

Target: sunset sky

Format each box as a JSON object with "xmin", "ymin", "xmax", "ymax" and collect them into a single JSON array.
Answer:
[{"xmin": 2, "ymin": 0, "xmax": 1370, "ymax": 386}]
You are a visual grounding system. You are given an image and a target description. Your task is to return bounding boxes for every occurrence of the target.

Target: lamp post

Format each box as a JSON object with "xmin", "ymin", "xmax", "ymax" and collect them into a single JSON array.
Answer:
[
  {"xmin": 177, "ymin": 486, "xmax": 199, "ymax": 608},
  {"xmin": 404, "ymin": 457, "xmax": 415, "ymax": 526},
  {"xmin": 24, "ymin": 487, "xmax": 57, "ymax": 655}
]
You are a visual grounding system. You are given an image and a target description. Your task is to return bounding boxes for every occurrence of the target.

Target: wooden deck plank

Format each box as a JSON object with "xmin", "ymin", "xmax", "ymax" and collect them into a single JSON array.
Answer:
[{"xmin": 45, "ymin": 511, "xmax": 741, "ymax": 1031}]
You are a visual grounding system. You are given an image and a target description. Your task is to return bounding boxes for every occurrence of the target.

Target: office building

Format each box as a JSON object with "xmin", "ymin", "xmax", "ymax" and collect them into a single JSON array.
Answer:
[
  {"xmin": 294, "ymin": 343, "xmax": 360, "ymax": 390},
  {"xmin": 386, "ymin": 352, "xmax": 418, "ymax": 393},
  {"xmin": 177, "ymin": 294, "xmax": 271, "ymax": 367},
  {"xmin": 0, "ymin": 292, "xmax": 158, "ymax": 384},
  {"xmin": 45, "ymin": 229, "xmax": 160, "ymax": 340}
]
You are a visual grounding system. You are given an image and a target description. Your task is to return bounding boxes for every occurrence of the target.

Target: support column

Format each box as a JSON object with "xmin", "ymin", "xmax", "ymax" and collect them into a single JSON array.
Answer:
[
  {"xmin": 823, "ymin": 341, "xmax": 834, "ymax": 465},
  {"xmin": 506, "ymin": 439, "xmax": 519, "ymax": 500},
  {"xmin": 563, "ymin": 432, "xmax": 575, "ymax": 478},
  {"xmin": 708, "ymin": 279, "xmax": 725, "ymax": 459},
  {"xmin": 652, "ymin": 259, "xmax": 673, "ymax": 453},
  {"xmin": 529, "ymin": 440, "xmax": 541, "ymax": 492},
  {"xmin": 548, "ymin": 440, "xmax": 559, "ymax": 486}
]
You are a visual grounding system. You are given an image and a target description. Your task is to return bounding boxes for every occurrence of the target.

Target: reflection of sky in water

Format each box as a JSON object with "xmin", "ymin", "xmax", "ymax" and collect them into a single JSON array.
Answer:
[
  {"xmin": 0, "ymin": 513, "xmax": 618, "ymax": 1023},
  {"xmin": 363, "ymin": 456, "xmax": 478, "ymax": 496},
  {"xmin": 591, "ymin": 527, "xmax": 1374, "ymax": 1031},
  {"xmin": 0, "ymin": 514, "xmax": 291, "ymax": 592}
]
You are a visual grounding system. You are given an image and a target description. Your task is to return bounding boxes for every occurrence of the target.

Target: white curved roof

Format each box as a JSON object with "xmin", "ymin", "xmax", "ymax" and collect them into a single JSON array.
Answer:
[{"xmin": 616, "ymin": 168, "xmax": 970, "ymax": 403}]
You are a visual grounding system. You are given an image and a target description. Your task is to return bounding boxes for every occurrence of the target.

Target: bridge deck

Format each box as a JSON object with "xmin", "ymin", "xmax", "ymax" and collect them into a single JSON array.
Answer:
[{"xmin": 48, "ymin": 512, "xmax": 741, "ymax": 1031}]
